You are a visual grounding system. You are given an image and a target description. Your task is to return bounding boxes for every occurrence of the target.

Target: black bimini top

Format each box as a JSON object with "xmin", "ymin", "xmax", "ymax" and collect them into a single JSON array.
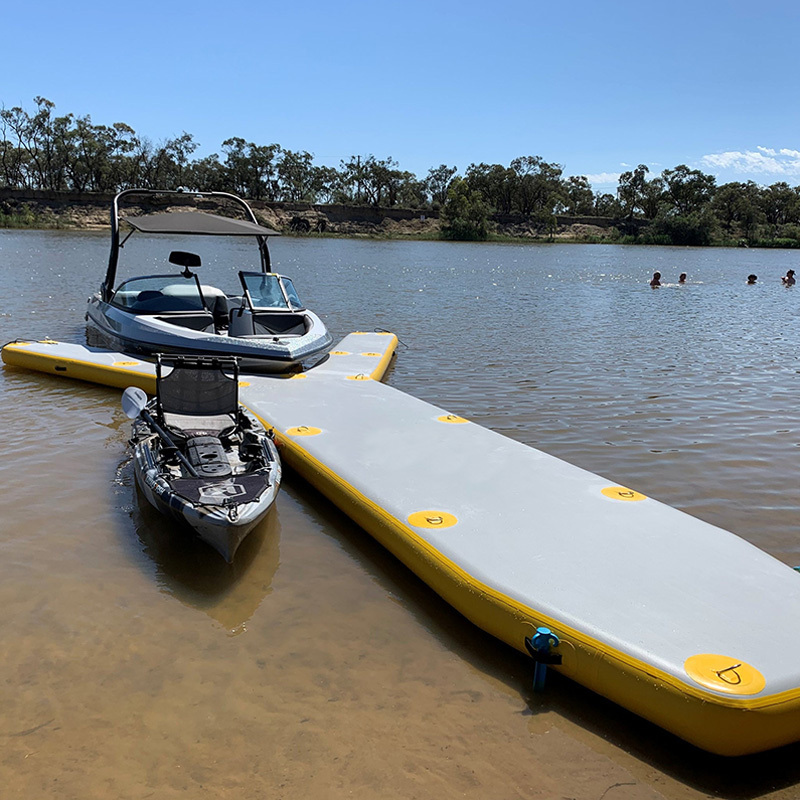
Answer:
[{"xmin": 121, "ymin": 210, "xmax": 280, "ymax": 237}]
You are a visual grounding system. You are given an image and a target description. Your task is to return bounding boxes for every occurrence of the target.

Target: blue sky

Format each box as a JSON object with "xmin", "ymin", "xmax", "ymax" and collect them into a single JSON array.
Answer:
[{"xmin": 2, "ymin": 0, "xmax": 798, "ymax": 190}]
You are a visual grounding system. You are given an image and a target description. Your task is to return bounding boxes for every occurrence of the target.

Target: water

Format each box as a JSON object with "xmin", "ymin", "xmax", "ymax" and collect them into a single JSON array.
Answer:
[{"xmin": 2, "ymin": 230, "xmax": 800, "ymax": 798}]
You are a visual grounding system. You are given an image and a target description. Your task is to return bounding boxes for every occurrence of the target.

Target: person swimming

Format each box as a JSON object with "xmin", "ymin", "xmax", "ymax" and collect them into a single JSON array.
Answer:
[
  {"xmin": 747, "ymin": 274, "xmax": 757, "ymax": 284},
  {"xmin": 782, "ymin": 269, "xmax": 796, "ymax": 286},
  {"xmin": 650, "ymin": 271, "xmax": 661, "ymax": 287},
  {"xmin": 678, "ymin": 273, "xmax": 687, "ymax": 284}
]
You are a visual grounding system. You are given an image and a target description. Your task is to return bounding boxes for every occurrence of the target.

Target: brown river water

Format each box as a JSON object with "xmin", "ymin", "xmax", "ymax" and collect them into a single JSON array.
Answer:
[{"xmin": 2, "ymin": 230, "xmax": 800, "ymax": 799}]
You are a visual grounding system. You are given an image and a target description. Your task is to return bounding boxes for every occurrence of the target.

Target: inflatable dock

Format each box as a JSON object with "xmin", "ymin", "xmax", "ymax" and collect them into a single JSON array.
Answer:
[{"xmin": 5, "ymin": 335, "xmax": 800, "ymax": 756}]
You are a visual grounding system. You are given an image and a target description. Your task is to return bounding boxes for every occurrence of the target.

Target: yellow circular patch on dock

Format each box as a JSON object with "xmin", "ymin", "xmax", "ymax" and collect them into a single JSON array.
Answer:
[
  {"xmin": 290, "ymin": 373, "xmax": 308, "ymax": 379},
  {"xmin": 437, "ymin": 414, "xmax": 469, "ymax": 424},
  {"xmin": 286, "ymin": 426, "xmax": 322, "ymax": 436},
  {"xmin": 601, "ymin": 486, "xmax": 647, "ymax": 502},
  {"xmin": 684, "ymin": 654, "xmax": 766, "ymax": 695},
  {"xmin": 361, "ymin": 352, "xmax": 381, "ymax": 357},
  {"xmin": 331, "ymin": 351, "xmax": 351, "ymax": 356},
  {"xmin": 347, "ymin": 374, "xmax": 370, "ymax": 381},
  {"xmin": 238, "ymin": 381, "xmax": 251, "ymax": 387},
  {"xmin": 113, "ymin": 360, "xmax": 140, "ymax": 366},
  {"xmin": 407, "ymin": 511, "xmax": 459, "ymax": 529}
]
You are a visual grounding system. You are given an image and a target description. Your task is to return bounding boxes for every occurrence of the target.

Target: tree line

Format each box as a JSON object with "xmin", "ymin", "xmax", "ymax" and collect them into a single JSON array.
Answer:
[{"xmin": 2, "ymin": 97, "xmax": 800, "ymax": 246}]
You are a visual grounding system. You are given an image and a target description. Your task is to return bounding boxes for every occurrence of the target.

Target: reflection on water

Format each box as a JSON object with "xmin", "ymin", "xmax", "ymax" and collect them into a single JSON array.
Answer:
[
  {"xmin": 122, "ymin": 465, "xmax": 282, "ymax": 634},
  {"xmin": 4, "ymin": 231, "xmax": 800, "ymax": 798}
]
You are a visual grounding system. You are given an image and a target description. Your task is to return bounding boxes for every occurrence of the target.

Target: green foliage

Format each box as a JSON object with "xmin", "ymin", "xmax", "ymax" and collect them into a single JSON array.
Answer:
[
  {"xmin": 440, "ymin": 178, "xmax": 489, "ymax": 240},
  {"xmin": 5, "ymin": 97, "xmax": 800, "ymax": 249},
  {"xmin": 641, "ymin": 209, "xmax": 717, "ymax": 246}
]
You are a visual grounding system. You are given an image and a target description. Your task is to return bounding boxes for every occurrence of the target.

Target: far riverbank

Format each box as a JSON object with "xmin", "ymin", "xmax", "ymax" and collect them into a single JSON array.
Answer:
[
  {"xmin": 0, "ymin": 188, "xmax": 631, "ymax": 245},
  {"xmin": 3, "ymin": 188, "xmax": 797, "ymax": 248}
]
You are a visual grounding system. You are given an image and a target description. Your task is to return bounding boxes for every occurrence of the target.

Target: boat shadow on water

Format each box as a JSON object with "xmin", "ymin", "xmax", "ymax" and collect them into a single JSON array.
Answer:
[
  {"xmin": 120, "ymin": 465, "xmax": 281, "ymax": 633},
  {"xmin": 286, "ymin": 476, "xmax": 800, "ymax": 797}
]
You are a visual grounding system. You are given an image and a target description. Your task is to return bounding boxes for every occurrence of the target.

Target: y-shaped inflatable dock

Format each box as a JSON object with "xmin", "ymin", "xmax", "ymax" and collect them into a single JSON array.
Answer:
[{"xmin": 4, "ymin": 333, "xmax": 800, "ymax": 756}]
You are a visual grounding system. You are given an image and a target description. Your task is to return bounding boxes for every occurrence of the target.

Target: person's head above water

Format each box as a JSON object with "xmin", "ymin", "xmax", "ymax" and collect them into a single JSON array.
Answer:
[
  {"xmin": 679, "ymin": 273, "xmax": 687, "ymax": 283},
  {"xmin": 747, "ymin": 274, "xmax": 757, "ymax": 284}
]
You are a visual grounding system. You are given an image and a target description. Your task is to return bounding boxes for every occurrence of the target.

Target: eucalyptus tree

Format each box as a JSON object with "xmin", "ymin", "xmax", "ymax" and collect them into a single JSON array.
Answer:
[
  {"xmin": 760, "ymin": 182, "xmax": 800, "ymax": 232},
  {"xmin": 425, "ymin": 164, "xmax": 458, "ymax": 206},
  {"xmin": 661, "ymin": 164, "xmax": 716, "ymax": 216},
  {"xmin": 276, "ymin": 149, "xmax": 316, "ymax": 201},
  {"xmin": 562, "ymin": 175, "xmax": 595, "ymax": 215},
  {"xmin": 222, "ymin": 138, "xmax": 281, "ymax": 200},
  {"xmin": 511, "ymin": 156, "xmax": 564, "ymax": 216},
  {"xmin": 441, "ymin": 177, "xmax": 489, "ymax": 240},
  {"xmin": 464, "ymin": 163, "xmax": 516, "ymax": 214},
  {"xmin": 616, "ymin": 164, "xmax": 651, "ymax": 219}
]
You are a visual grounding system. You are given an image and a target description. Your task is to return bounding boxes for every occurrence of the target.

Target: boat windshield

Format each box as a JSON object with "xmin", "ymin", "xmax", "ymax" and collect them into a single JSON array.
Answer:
[
  {"xmin": 281, "ymin": 277, "xmax": 304, "ymax": 310},
  {"xmin": 240, "ymin": 272, "xmax": 304, "ymax": 310},
  {"xmin": 111, "ymin": 274, "xmax": 207, "ymax": 313}
]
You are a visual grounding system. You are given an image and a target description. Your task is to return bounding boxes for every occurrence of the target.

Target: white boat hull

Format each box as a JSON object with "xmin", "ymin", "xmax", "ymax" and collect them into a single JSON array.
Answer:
[{"xmin": 87, "ymin": 294, "xmax": 333, "ymax": 373}]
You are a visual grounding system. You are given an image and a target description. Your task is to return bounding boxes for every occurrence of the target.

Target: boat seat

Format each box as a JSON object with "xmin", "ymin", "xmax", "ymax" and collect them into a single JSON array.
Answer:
[
  {"xmin": 229, "ymin": 308, "xmax": 308, "ymax": 338},
  {"xmin": 155, "ymin": 312, "xmax": 215, "ymax": 332}
]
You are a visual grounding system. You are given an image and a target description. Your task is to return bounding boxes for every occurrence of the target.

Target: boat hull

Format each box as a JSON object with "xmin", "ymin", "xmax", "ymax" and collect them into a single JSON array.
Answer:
[{"xmin": 87, "ymin": 295, "xmax": 332, "ymax": 373}]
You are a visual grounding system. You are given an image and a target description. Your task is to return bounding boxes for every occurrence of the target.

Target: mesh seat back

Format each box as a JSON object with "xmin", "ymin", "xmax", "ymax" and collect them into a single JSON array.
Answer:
[{"xmin": 156, "ymin": 358, "xmax": 239, "ymax": 429}]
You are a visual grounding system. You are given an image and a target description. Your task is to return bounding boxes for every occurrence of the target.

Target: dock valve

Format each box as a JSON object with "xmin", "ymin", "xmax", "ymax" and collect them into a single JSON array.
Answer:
[{"xmin": 524, "ymin": 627, "xmax": 562, "ymax": 693}]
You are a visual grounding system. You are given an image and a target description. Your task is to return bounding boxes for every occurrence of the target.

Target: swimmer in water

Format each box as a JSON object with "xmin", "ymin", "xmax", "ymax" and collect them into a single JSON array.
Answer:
[
  {"xmin": 650, "ymin": 271, "xmax": 661, "ymax": 287},
  {"xmin": 747, "ymin": 274, "xmax": 757, "ymax": 284},
  {"xmin": 678, "ymin": 273, "xmax": 687, "ymax": 284},
  {"xmin": 782, "ymin": 269, "xmax": 796, "ymax": 286}
]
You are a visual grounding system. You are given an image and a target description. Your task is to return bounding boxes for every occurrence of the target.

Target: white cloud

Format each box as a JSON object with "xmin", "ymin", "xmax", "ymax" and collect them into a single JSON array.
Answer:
[
  {"xmin": 620, "ymin": 162, "xmax": 630, "ymax": 168},
  {"xmin": 700, "ymin": 146, "xmax": 800, "ymax": 177},
  {"xmin": 584, "ymin": 172, "xmax": 621, "ymax": 188}
]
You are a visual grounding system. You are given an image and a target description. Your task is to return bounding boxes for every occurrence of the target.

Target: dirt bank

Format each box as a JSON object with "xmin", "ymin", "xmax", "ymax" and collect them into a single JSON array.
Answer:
[{"xmin": 0, "ymin": 189, "xmax": 619, "ymax": 242}]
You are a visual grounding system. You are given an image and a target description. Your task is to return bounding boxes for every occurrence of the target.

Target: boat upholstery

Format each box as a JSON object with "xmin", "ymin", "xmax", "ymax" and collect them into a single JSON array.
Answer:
[{"xmin": 228, "ymin": 308, "xmax": 308, "ymax": 338}]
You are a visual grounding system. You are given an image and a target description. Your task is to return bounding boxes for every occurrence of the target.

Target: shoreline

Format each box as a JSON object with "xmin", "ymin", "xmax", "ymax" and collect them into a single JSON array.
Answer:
[{"xmin": 2, "ymin": 191, "xmax": 797, "ymax": 249}]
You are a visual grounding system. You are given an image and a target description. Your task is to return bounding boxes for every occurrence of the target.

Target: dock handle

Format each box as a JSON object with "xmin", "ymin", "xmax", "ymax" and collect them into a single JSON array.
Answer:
[{"xmin": 524, "ymin": 627, "xmax": 562, "ymax": 692}]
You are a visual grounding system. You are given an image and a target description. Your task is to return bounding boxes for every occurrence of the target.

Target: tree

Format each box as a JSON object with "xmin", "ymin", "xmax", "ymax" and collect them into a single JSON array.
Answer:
[
  {"xmin": 661, "ymin": 164, "xmax": 716, "ymax": 216},
  {"xmin": 760, "ymin": 182, "xmax": 800, "ymax": 232},
  {"xmin": 563, "ymin": 175, "xmax": 595, "ymax": 215},
  {"xmin": 465, "ymin": 162, "xmax": 516, "ymax": 215},
  {"xmin": 277, "ymin": 149, "xmax": 316, "ymax": 201},
  {"xmin": 186, "ymin": 154, "xmax": 226, "ymax": 192},
  {"xmin": 511, "ymin": 156, "xmax": 564, "ymax": 216},
  {"xmin": 440, "ymin": 177, "xmax": 489, "ymax": 240},
  {"xmin": 616, "ymin": 164, "xmax": 651, "ymax": 219},
  {"xmin": 425, "ymin": 164, "xmax": 457, "ymax": 207},
  {"xmin": 593, "ymin": 192, "xmax": 622, "ymax": 217},
  {"xmin": 222, "ymin": 138, "xmax": 280, "ymax": 199}
]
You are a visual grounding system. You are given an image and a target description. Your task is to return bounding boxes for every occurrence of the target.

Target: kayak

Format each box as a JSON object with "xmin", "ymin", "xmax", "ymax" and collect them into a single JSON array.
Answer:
[{"xmin": 123, "ymin": 355, "xmax": 281, "ymax": 561}]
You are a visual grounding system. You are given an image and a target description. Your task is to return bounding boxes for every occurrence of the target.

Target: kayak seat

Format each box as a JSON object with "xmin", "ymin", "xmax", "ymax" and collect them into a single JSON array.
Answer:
[{"xmin": 156, "ymin": 355, "xmax": 241, "ymax": 440}]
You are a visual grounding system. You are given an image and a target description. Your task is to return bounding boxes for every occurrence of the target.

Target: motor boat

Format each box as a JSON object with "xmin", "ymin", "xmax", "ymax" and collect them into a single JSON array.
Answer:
[
  {"xmin": 87, "ymin": 189, "xmax": 333, "ymax": 372},
  {"xmin": 122, "ymin": 355, "xmax": 282, "ymax": 562}
]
